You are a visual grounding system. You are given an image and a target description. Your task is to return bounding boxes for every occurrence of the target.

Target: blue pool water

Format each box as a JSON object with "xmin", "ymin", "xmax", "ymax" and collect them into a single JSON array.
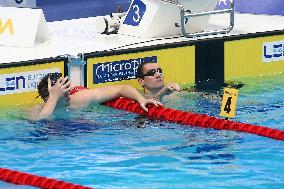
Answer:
[{"xmin": 0, "ymin": 74, "xmax": 283, "ymax": 189}]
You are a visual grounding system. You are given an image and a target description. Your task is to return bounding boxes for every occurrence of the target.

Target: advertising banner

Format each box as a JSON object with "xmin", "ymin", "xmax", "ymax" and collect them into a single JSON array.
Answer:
[
  {"xmin": 86, "ymin": 46, "xmax": 195, "ymax": 89},
  {"xmin": 0, "ymin": 60, "xmax": 65, "ymax": 105},
  {"xmin": 224, "ymin": 35, "xmax": 284, "ymax": 79}
]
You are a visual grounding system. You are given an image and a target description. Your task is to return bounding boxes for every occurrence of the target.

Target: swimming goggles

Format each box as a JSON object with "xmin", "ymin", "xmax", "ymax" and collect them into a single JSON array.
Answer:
[{"xmin": 142, "ymin": 68, "xmax": 163, "ymax": 77}]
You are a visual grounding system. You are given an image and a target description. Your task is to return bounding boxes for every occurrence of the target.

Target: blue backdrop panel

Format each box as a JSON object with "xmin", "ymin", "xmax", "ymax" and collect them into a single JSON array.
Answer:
[
  {"xmin": 215, "ymin": 0, "xmax": 284, "ymax": 16},
  {"xmin": 37, "ymin": 0, "xmax": 131, "ymax": 21},
  {"xmin": 38, "ymin": 0, "xmax": 284, "ymax": 22},
  {"xmin": 236, "ymin": 0, "xmax": 284, "ymax": 15}
]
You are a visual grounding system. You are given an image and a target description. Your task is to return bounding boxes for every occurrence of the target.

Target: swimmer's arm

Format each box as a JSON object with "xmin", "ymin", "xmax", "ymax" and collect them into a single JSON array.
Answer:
[
  {"xmin": 71, "ymin": 85, "xmax": 161, "ymax": 111},
  {"xmin": 29, "ymin": 96, "xmax": 59, "ymax": 120}
]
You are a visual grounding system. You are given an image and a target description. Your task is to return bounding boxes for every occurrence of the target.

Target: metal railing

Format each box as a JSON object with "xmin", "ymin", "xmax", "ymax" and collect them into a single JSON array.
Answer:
[{"xmin": 162, "ymin": 0, "xmax": 235, "ymax": 38}]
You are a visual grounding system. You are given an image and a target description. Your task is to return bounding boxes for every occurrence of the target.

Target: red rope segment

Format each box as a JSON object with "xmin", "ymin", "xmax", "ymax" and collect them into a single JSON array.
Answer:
[
  {"xmin": 0, "ymin": 168, "xmax": 93, "ymax": 189},
  {"xmin": 104, "ymin": 97, "xmax": 284, "ymax": 141}
]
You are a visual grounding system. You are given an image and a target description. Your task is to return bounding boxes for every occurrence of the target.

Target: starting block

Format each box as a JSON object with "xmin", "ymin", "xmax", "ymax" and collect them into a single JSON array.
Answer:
[
  {"xmin": 119, "ymin": 0, "xmax": 234, "ymax": 38},
  {"xmin": 0, "ymin": 7, "xmax": 50, "ymax": 47}
]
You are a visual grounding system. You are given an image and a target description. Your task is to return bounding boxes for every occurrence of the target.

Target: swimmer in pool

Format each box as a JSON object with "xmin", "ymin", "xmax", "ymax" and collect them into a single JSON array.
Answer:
[
  {"xmin": 136, "ymin": 61, "xmax": 181, "ymax": 101},
  {"xmin": 134, "ymin": 61, "xmax": 181, "ymax": 128},
  {"xmin": 29, "ymin": 73, "xmax": 161, "ymax": 121}
]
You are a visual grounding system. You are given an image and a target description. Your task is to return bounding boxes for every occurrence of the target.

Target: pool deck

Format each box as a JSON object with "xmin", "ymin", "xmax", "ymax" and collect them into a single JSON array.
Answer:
[{"xmin": 1, "ymin": 13, "xmax": 284, "ymax": 64}]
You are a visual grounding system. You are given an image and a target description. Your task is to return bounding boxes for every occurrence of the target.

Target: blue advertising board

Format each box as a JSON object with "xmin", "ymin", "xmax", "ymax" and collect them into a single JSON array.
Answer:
[{"xmin": 93, "ymin": 56, "xmax": 157, "ymax": 84}]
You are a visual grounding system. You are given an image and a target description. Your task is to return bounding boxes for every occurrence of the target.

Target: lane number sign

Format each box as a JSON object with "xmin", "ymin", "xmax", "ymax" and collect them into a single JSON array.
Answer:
[
  {"xmin": 124, "ymin": 0, "xmax": 146, "ymax": 26},
  {"xmin": 220, "ymin": 87, "xmax": 239, "ymax": 118}
]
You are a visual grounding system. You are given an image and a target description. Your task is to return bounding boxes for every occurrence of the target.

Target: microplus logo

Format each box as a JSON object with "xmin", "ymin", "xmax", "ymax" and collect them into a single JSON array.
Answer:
[
  {"xmin": 263, "ymin": 40, "xmax": 284, "ymax": 62},
  {"xmin": 93, "ymin": 56, "xmax": 157, "ymax": 84}
]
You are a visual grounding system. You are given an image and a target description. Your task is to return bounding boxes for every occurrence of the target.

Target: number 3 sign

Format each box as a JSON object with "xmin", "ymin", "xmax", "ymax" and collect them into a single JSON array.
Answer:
[{"xmin": 124, "ymin": 0, "xmax": 146, "ymax": 26}]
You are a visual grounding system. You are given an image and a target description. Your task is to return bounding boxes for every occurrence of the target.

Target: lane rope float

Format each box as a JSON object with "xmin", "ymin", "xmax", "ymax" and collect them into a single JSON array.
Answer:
[
  {"xmin": 104, "ymin": 97, "xmax": 284, "ymax": 141},
  {"xmin": 0, "ymin": 168, "xmax": 93, "ymax": 189}
]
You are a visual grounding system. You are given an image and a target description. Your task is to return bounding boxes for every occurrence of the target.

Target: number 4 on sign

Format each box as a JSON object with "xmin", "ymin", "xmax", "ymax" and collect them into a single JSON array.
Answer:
[{"xmin": 220, "ymin": 87, "xmax": 239, "ymax": 118}]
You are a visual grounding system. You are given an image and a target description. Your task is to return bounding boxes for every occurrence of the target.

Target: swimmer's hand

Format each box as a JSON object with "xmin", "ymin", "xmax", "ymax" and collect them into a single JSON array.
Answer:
[
  {"xmin": 155, "ymin": 83, "xmax": 181, "ymax": 98},
  {"xmin": 48, "ymin": 76, "xmax": 71, "ymax": 100},
  {"xmin": 138, "ymin": 98, "xmax": 163, "ymax": 112},
  {"xmin": 164, "ymin": 83, "xmax": 181, "ymax": 92}
]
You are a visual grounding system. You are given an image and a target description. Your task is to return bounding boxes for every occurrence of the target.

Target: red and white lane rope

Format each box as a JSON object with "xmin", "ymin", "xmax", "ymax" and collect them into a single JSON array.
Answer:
[
  {"xmin": 104, "ymin": 97, "xmax": 284, "ymax": 141},
  {"xmin": 0, "ymin": 168, "xmax": 93, "ymax": 189}
]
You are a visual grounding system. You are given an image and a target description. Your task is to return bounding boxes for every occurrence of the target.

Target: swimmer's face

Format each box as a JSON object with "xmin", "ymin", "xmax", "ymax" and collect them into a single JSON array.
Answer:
[{"xmin": 138, "ymin": 63, "xmax": 164, "ymax": 91}]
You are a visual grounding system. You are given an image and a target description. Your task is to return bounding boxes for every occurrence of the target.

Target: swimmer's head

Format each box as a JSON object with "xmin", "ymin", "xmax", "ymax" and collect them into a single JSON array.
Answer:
[
  {"xmin": 37, "ymin": 72, "xmax": 62, "ymax": 102},
  {"xmin": 136, "ymin": 62, "xmax": 164, "ymax": 91}
]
